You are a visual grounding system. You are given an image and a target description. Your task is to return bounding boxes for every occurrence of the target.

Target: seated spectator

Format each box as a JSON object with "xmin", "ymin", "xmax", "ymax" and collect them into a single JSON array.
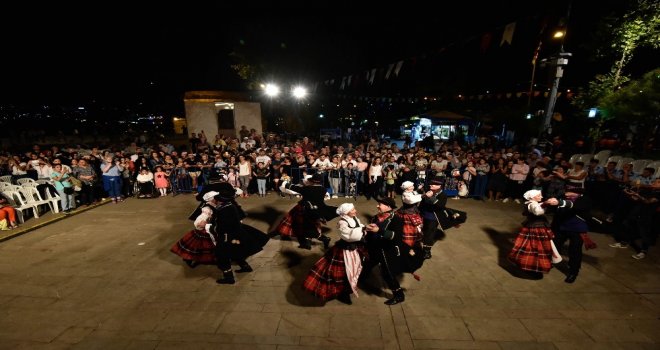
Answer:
[
  {"xmin": 136, "ymin": 168, "xmax": 155, "ymax": 198},
  {"xmin": 0, "ymin": 192, "xmax": 19, "ymax": 229}
]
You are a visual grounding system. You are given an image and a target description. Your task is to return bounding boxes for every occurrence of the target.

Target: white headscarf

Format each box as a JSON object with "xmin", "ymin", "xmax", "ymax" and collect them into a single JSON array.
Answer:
[
  {"xmin": 336, "ymin": 203, "xmax": 355, "ymax": 216},
  {"xmin": 523, "ymin": 189, "xmax": 542, "ymax": 201},
  {"xmin": 400, "ymin": 181, "xmax": 415, "ymax": 190},
  {"xmin": 203, "ymin": 191, "xmax": 219, "ymax": 202},
  {"xmin": 402, "ymin": 191, "xmax": 422, "ymax": 204}
]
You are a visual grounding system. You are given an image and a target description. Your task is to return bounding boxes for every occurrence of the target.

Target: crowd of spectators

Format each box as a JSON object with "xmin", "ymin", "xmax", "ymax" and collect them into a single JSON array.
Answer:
[{"xmin": 0, "ymin": 130, "xmax": 657, "ymax": 259}]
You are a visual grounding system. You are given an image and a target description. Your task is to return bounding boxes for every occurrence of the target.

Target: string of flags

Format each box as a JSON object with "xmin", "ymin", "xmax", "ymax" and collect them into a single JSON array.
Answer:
[
  {"xmin": 332, "ymin": 90, "xmax": 574, "ymax": 103},
  {"xmin": 312, "ymin": 18, "xmax": 542, "ymax": 94}
]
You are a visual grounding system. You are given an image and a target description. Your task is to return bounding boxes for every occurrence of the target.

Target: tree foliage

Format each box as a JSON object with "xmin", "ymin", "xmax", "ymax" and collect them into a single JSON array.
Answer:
[
  {"xmin": 574, "ymin": 0, "xmax": 660, "ymax": 112},
  {"xmin": 573, "ymin": 0, "xmax": 659, "ymax": 148},
  {"xmin": 600, "ymin": 68, "xmax": 660, "ymax": 125}
]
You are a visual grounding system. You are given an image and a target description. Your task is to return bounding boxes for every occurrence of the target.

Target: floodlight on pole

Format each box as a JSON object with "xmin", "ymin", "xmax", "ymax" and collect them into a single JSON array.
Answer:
[
  {"xmin": 292, "ymin": 86, "xmax": 307, "ymax": 99},
  {"xmin": 264, "ymin": 84, "xmax": 280, "ymax": 97}
]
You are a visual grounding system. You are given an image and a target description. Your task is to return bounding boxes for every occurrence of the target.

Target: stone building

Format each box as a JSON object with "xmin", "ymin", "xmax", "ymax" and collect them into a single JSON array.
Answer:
[{"xmin": 183, "ymin": 91, "xmax": 262, "ymax": 139}]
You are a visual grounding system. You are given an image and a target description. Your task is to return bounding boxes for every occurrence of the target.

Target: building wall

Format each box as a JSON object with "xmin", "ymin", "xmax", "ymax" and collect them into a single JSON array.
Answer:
[
  {"xmin": 233, "ymin": 102, "xmax": 262, "ymax": 138},
  {"xmin": 184, "ymin": 99, "xmax": 219, "ymax": 139},
  {"xmin": 184, "ymin": 94, "xmax": 262, "ymax": 141}
]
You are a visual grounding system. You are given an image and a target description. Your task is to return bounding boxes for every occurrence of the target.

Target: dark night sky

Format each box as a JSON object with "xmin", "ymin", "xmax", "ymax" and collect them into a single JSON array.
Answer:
[{"xmin": 1, "ymin": 1, "xmax": 644, "ymax": 110}]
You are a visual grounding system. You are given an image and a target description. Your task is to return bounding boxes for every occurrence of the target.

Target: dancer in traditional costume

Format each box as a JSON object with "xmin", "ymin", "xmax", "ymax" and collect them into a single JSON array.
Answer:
[
  {"xmin": 364, "ymin": 197, "xmax": 424, "ymax": 305},
  {"xmin": 171, "ymin": 191, "xmax": 219, "ymax": 267},
  {"xmin": 272, "ymin": 173, "xmax": 337, "ymax": 249},
  {"xmin": 302, "ymin": 203, "xmax": 368, "ymax": 304},
  {"xmin": 508, "ymin": 189, "xmax": 560, "ymax": 279},
  {"xmin": 207, "ymin": 183, "xmax": 268, "ymax": 284},
  {"xmin": 549, "ymin": 188, "xmax": 597, "ymax": 283}
]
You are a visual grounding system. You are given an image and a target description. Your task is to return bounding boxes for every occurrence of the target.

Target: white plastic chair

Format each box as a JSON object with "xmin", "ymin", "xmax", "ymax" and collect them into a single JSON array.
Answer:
[
  {"xmin": 616, "ymin": 157, "xmax": 634, "ymax": 170},
  {"xmin": 606, "ymin": 155, "xmax": 622, "ymax": 166},
  {"xmin": 2, "ymin": 190, "xmax": 38, "ymax": 223},
  {"xmin": 631, "ymin": 159, "xmax": 652, "ymax": 175},
  {"xmin": 16, "ymin": 178, "xmax": 36, "ymax": 185},
  {"xmin": 568, "ymin": 154, "xmax": 580, "ymax": 165},
  {"xmin": 645, "ymin": 161, "xmax": 660, "ymax": 179},
  {"xmin": 0, "ymin": 175, "xmax": 11, "ymax": 183},
  {"xmin": 20, "ymin": 187, "xmax": 56, "ymax": 215},
  {"xmin": 577, "ymin": 154, "xmax": 594, "ymax": 164},
  {"xmin": 0, "ymin": 183, "xmax": 21, "ymax": 192},
  {"xmin": 593, "ymin": 150, "xmax": 611, "ymax": 166}
]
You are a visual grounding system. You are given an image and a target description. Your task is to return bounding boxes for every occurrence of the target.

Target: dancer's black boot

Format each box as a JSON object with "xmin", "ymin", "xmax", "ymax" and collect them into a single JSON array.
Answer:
[
  {"xmin": 384, "ymin": 288, "xmax": 405, "ymax": 305},
  {"xmin": 236, "ymin": 261, "xmax": 253, "ymax": 273},
  {"xmin": 319, "ymin": 235, "xmax": 331, "ymax": 249},
  {"xmin": 216, "ymin": 269, "xmax": 235, "ymax": 284}
]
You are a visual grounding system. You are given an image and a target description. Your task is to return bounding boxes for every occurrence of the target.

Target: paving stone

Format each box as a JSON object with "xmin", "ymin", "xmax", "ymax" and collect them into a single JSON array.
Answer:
[
  {"xmin": 0, "ymin": 194, "xmax": 657, "ymax": 348},
  {"xmin": 464, "ymin": 318, "xmax": 534, "ymax": 342}
]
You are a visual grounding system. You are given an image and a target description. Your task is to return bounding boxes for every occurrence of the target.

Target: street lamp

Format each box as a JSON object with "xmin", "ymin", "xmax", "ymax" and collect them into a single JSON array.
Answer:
[
  {"xmin": 264, "ymin": 83, "xmax": 280, "ymax": 97},
  {"xmin": 539, "ymin": 52, "xmax": 572, "ymax": 136},
  {"xmin": 292, "ymin": 86, "xmax": 307, "ymax": 99}
]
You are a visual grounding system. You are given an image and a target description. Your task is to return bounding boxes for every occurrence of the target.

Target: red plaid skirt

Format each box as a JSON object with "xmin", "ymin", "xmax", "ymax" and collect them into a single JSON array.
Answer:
[
  {"xmin": 508, "ymin": 226, "xmax": 554, "ymax": 273},
  {"xmin": 170, "ymin": 229, "xmax": 216, "ymax": 264},
  {"xmin": 274, "ymin": 203, "xmax": 321, "ymax": 238},
  {"xmin": 397, "ymin": 212, "xmax": 423, "ymax": 247},
  {"xmin": 302, "ymin": 244, "xmax": 368, "ymax": 300}
]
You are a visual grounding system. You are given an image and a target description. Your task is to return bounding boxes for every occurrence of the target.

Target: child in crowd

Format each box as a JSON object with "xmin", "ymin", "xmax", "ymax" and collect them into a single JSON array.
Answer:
[
  {"xmin": 384, "ymin": 164, "xmax": 397, "ymax": 198},
  {"xmin": 154, "ymin": 166, "xmax": 169, "ymax": 197}
]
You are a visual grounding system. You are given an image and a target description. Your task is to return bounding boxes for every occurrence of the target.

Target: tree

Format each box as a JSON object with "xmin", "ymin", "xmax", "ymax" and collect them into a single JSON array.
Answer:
[
  {"xmin": 573, "ymin": 0, "xmax": 660, "ymax": 150},
  {"xmin": 600, "ymin": 68, "xmax": 660, "ymax": 153}
]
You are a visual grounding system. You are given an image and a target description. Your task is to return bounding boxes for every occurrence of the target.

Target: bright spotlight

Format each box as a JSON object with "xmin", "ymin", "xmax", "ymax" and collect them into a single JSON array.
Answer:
[
  {"xmin": 553, "ymin": 30, "xmax": 565, "ymax": 39},
  {"xmin": 264, "ymin": 84, "xmax": 280, "ymax": 97},
  {"xmin": 292, "ymin": 86, "xmax": 307, "ymax": 99}
]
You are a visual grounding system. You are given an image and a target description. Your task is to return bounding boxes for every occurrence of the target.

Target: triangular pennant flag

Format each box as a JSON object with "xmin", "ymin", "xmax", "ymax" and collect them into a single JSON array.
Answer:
[
  {"xmin": 533, "ymin": 91, "xmax": 540, "ymax": 97},
  {"xmin": 365, "ymin": 70, "xmax": 370, "ymax": 80},
  {"xmin": 369, "ymin": 68, "xmax": 377, "ymax": 85},
  {"xmin": 330, "ymin": 79, "xmax": 335, "ymax": 85},
  {"xmin": 500, "ymin": 22, "xmax": 516, "ymax": 46},
  {"xmin": 313, "ymin": 82, "xmax": 319, "ymax": 93},
  {"xmin": 347, "ymin": 75, "xmax": 352, "ymax": 87},
  {"xmin": 506, "ymin": 93, "xmax": 512, "ymax": 98},
  {"xmin": 394, "ymin": 61, "xmax": 404, "ymax": 77},
  {"xmin": 544, "ymin": 92, "xmax": 549, "ymax": 97},
  {"xmin": 340, "ymin": 77, "xmax": 346, "ymax": 90},
  {"xmin": 385, "ymin": 64, "xmax": 395, "ymax": 80}
]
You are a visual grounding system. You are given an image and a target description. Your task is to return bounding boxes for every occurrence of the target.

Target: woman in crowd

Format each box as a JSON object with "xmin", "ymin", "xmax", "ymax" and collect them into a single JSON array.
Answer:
[{"xmin": 51, "ymin": 163, "xmax": 75, "ymax": 213}]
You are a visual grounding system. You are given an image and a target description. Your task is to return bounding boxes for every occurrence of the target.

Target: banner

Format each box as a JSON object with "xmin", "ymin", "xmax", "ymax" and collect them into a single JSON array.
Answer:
[{"xmin": 500, "ymin": 22, "xmax": 516, "ymax": 46}]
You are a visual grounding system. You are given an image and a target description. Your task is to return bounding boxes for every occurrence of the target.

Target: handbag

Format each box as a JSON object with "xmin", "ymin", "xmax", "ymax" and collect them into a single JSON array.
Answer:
[{"xmin": 63, "ymin": 186, "xmax": 75, "ymax": 195}]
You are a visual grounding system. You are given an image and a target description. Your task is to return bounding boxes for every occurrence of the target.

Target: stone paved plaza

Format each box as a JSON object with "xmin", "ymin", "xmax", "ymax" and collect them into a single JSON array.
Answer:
[{"xmin": 0, "ymin": 194, "xmax": 658, "ymax": 349}]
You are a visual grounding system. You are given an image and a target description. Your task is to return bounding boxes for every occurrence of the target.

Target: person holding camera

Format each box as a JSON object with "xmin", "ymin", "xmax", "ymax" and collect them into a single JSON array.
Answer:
[{"xmin": 51, "ymin": 163, "xmax": 75, "ymax": 213}]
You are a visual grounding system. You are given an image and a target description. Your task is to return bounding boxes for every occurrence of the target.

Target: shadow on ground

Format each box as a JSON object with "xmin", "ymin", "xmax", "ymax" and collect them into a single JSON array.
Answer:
[{"xmin": 282, "ymin": 249, "xmax": 325, "ymax": 307}]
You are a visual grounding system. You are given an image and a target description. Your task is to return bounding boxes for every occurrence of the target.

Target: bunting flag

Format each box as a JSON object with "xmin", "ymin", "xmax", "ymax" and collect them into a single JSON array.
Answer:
[
  {"xmin": 330, "ymin": 79, "xmax": 335, "ymax": 85},
  {"xmin": 385, "ymin": 63, "xmax": 395, "ymax": 80},
  {"xmin": 506, "ymin": 93, "xmax": 512, "ymax": 98},
  {"xmin": 340, "ymin": 77, "xmax": 346, "ymax": 90},
  {"xmin": 347, "ymin": 75, "xmax": 352, "ymax": 87},
  {"xmin": 313, "ymin": 82, "xmax": 319, "ymax": 93},
  {"xmin": 369, "ymin": 68, "xmax": 377, "ymax": 85},
  {"xmin": 365, "ymin": 70, "xmax": 370, "ymax": 80},
  {"xmin": 500, "ymin": 22, "xmax": 516, "ymax": 46},
  {"xmin": 394, "ymin": 61, "xmax": 404, "ymax": 77}
]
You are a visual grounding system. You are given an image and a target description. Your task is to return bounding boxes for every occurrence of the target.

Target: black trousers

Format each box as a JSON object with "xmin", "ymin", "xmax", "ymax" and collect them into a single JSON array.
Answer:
[
  {"xmin": 214, "ymin": 240, "xmax": 247, "ymax": 271},
  {"xmin": 422, "ymin": 218, "xmax": 439, "ymax": 246},
  {"xmin": 553, "ymin": 230, "xmax": 583, "ymax": 274}
]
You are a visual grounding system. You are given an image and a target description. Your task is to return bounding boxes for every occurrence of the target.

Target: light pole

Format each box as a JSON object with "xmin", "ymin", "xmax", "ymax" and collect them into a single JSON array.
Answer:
[{"xmin": 539, "ymin": 52, "xmax": 571, "ymax": 137}]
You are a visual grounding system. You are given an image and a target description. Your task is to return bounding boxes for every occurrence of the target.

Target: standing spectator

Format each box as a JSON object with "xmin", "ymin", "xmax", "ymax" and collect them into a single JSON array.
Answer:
[
  {"xmin": 51, "ymin": 163, "xmax": 75, "ymax": 213},
  {"xmin": 154, "ymin": 166, "xmax": 169, "ymax": 197},
  {"xmin": 238, "ymin": 155, "xmax": 252, "ymax": 197},
  {"xmin": 254, "ymin": 162, "xmax": 270, "ymax": 197},
  {"xmin": 73, "ymin": 158, "xmax": 97, "ymax": 206},
  {"xmin": 503, "ymin": 158, "xmax": 529, "ymax": 203},
  {"xmin": 101, "ymin": 155, "xmax": 124, "ymax": 203}
]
